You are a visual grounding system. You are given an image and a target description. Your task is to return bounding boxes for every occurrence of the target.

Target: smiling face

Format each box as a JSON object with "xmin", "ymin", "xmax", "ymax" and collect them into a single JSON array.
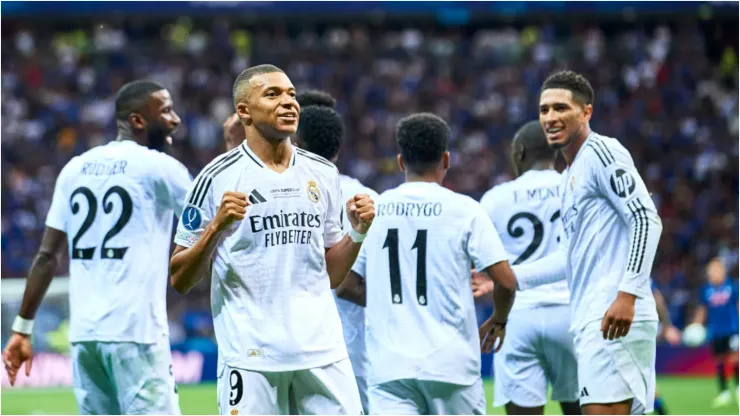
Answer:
[
  {"xmin": 539, "ymin": 88, "xmax": 592, "ymax": 150},
  {"xmin": 136, "ymin": 89, "xmax": 180, "ymax": 151},
  {"xmin": 235, "ymin": 72, "xmax": 300, "ymax": 141}
]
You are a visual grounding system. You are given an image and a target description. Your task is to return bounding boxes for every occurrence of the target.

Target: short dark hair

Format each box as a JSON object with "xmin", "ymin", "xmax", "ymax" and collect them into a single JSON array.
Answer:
[
  {"xmin": 512, "ymin": 120, "xmax": 556, "ymax": 162},
  {"xmin": 115, "ymin": 80, "xmax": 165, "ymax": 121},
  {"xmin": 297, "ymin": 105, "xmax": 344, "ymax": 160},
  {"xmin": 541, "ymin": 70, "xmax": 594, "ymax": 106},
  {"xmin": 232, "ymin": 64, "xmax": 285, "ymax": 107},
  {"xmin": 297, "ymin": 90, "xmax": 336, "ymax": 109},
  {"xmin": 396, "ymin": 113, "xmax": 450, "ymax": 174}
]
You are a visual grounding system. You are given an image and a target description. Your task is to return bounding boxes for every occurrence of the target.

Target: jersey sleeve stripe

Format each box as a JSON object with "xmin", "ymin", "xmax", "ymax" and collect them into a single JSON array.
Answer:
[
  {"xmin": 634, "ymin": 198, "xmax": 649, "ymax": 273},
  {"xmin": 586, "ymin": 143, "xmax": 609, "ymax": 167},
  {"xmin": 592, "ymin": 137, "xmax": 615, "ymax": 164},
  {"xmin": 192, "ymin": 154, "xmax": 244, "ymax": 207},
  {"xmin": 190, "ymin": 151, "xmax": 241, "ymax": 205},
  {"xmin": 626, "ymin": 199, "xmax": 648, "ymax": 273},
  {"xmin": 296, "ymin": 148, "xmax": 336, "ymax": 169}
]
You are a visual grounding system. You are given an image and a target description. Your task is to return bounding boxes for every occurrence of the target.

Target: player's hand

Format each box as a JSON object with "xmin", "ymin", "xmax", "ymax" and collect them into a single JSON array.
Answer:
[
  {"xmin": 479, "ymin": 317, "xmax": 506, "ymax": 354},
  {"xmin": 471, "ymin": 270, "xmax": 494, "ymax": 299},
  {"xmin": 346, "ymin": 194, "xmax": 375, "ymax": 235},
  {"xmin": 3, "ymin": 332, "xmax": 33, "ymax": 386},
  {"xmin": 601, "ymin": 291, "xmax": 636, "ymax": 340},
  {"xmin": 212, "ymin": 192, "xmax": 250, "ymax": 232},
  {"xmin": 223, "ymin": 113, "xmax": 245, "ymax": 151},
  {"xmin": 662, "ymin": 325, "xmax": 681, "ymax": 346}
]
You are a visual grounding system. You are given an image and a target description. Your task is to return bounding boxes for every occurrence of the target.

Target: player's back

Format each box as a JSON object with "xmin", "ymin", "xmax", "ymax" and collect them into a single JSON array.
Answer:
[
  {"xmin": 701, "ymin": 280, "xmax": 739, "ymax": 338},
  {"xmin": 47, "ymin": 140, "xmax": 191, "ymax": 344},
  {"xmin": 358, "ymin": 181, "xmax": 504, "ymax": 386},
  {"xmin": 480, "ymin": 169, "xmax": 569, "ymax": 310}
]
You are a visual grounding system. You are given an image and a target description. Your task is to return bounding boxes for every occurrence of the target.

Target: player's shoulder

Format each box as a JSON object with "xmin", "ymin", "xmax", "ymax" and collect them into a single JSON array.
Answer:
[
  {"xmin": 196, "ymin": 146, "xmax": 246, "ymax": 182},
  {"xmin": 441, "ymin": 186, "xmax": 485, "ymax": 215},
  {"xmin": 583, "ymin": 131, "xmax": 634, "ymax": 169},
  {"xmin": 295, "ymin": 147, "xmax": 339, "ymax": 175}
]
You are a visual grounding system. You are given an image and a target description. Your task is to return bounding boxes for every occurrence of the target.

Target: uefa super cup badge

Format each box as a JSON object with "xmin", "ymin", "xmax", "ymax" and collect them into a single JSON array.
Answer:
[{"xmin": 307, "ymin": 180, "xmax": 321, "ymax": 203}]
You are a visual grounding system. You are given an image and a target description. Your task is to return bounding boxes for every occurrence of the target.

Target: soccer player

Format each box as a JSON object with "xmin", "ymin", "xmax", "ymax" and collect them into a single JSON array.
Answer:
[
  {"xmin": 338, "ymin": 113, "xmax": 517, "ymax": 415},
  {"xmin": 168, "ymin": 64, "xmax": 375, "ymax": 415},
  {"xmin": 513, "ymin": 71, "xmax": 663, "ymax": 415},
  {"xmin": 691, "ymin": 257, "xmax": 739, "ymax": 408},
  {"xmin": 293, "ymin": 89, "xmax": 378, "ymax": 414},
  {"xmin": 476, "ymin": 120, "xmax": 580, "ymax": 415},
  {"xmin": 3, "ymin": 80, "xmax": 190, "ymax": 414}
]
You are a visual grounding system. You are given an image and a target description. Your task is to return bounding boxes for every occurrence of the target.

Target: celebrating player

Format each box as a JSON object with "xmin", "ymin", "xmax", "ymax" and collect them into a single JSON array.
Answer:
[
  {"xmin": 691, "ymin": 257, "xmax": 739, "ymax": 408},
  {"xmin": 168, "ymin": 64, "xmax": 374, "ymax": 415},
  {"xmin": 338, "ymin": 113, "xmax": 517, "ymax": 415},
  {"xmin": 293, "ymin": 89, "xmax": 378, "ymax": 414},
  {"xmin": 3, "ymin": 80, "xmax": 190, "ymax": 414},
  {"xmin": 513, "ymin": 71, "xmax": 663, "ymax": 415},
  {"xmin": 476, "ymin": 120, "xmax": 580, "ymax": 415}
]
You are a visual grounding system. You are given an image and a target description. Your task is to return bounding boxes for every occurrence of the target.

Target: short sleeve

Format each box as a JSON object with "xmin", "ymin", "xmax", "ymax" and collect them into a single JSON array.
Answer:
[
  {"xmin": 173, "ymin": 170, "xmax": 216, "ymax": 248},
  {"xmin": 323, "ymin": 171, "xmax": 344, "ymax": 248},
  {"xmin": 45, "ymin": 162, "xmax": 72, "ymax": 232},
  {"xmin": 155, "ymin": 154, "xmax": 193, "ymax": 217},
  {"xmin": 466, "ymin": 203, "xmax": 509, "ymax": 272},
  {"xmin": 350, "ymin": 243, "xmax": 368, "ymax": 278}
]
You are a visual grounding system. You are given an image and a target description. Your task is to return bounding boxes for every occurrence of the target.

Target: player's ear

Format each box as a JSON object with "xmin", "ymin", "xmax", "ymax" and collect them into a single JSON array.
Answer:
[
  {"xmin": 236, "ymin": 103, "xmax": 252, "ymax": 125},
  {"xmin": 397, "ymin": 154, "xmax": 406, "ymax": 173},
  {"xmin": 442, "ymin": 151, "xmax": 450, "ymax": 170},
  {"xmin": 128, "ymin": 112, "xmax": 146, "ymax": 131},
  {"xmin": 583, "ymin": 103, "xmax": 593, "ymax": 122}
]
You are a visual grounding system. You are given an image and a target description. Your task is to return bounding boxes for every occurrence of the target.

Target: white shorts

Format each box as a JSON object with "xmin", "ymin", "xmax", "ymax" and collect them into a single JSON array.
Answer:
[
  {"xmin": 217, "ymin": 358, "xmax": 362, "ymax": 415},
  {"xmin": 493, "ymin": 304, "xmax": 579, "ymax": 408},
  {"xmin": 575, "ymin": 320, "xmax": 658, "ymax": 415},
  {"xmin": 368, "ymin": 378, "xmax": 485, "ymax": 415},
  {"xmin": 71, "ymin": 335, "xmax": 180, "ymax": 415}
]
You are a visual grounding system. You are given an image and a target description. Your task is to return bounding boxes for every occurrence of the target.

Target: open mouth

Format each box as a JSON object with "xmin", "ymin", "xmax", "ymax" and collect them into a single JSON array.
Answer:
[{"xmin": 278, "ymin": 113, "xmax": 298, "ymax": 122}]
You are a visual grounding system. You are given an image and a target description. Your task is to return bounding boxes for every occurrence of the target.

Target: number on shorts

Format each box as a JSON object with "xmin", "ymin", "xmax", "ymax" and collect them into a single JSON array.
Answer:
[{"xmin": 229, "ymin": 369, "xmax": 243, "ymax": 406}]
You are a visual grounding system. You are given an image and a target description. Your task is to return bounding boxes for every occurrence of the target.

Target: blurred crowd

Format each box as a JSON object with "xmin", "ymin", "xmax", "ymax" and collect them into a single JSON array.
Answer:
[{"xmin": 2, "ymin": 16, "xmax": 737, "ymax": 341}]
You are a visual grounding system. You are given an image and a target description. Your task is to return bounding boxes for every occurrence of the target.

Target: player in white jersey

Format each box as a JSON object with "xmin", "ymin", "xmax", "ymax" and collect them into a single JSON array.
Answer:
[
  {"xmin": 337, "ymin": 113, "xmax": 518, "ymax": 415},
  {"xmin": 169, "ymin": 65, "xmax": 375, "ymax": 415},
  {"xmin": 476, "ymin": 121, "xmax": 580, "ymax": 415},
  {"xmin": 3, "ymin": 80, "xmax": 190, "ymax": 414},
  {"xmin": 512, "ymin": 71, "xmax": 662, "ymax": 415},
  {"xmin": 293, "ymin": 89, "xmax": 378, "ymax": 414}
]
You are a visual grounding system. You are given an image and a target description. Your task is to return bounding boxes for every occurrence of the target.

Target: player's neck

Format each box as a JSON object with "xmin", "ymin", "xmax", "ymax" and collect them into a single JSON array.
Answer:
[
  {"xmin": 526, "ymin": 160, "xmax": 554, "ymax": 172},
  {"xmin": 561, "ymin": 125, "xmax": 591, "ymax": 165},
  {"xmin": 115, "ymin": 124, "xmax": 146, "ymax": 147},
  {"xmin": 405, "ymin": 172, "xmax": 442, "ymax": 185},
  {"xmin": 246, "ymin": 134, "xmax": 293, "ymax": 172}
]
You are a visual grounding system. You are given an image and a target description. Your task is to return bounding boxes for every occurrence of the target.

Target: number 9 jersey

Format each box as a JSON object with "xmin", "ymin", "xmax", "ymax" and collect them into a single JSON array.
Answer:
[
  {"xmin": 44, "ymin": 140, "xmax": 192, "ymax": 344},
  {"xmin": 479, "ymin": 169, "xmax": 570, "ymax": 310},
  {"xmin": 350, "ymin": 182, "xmax": 509, "ymax": 387}
]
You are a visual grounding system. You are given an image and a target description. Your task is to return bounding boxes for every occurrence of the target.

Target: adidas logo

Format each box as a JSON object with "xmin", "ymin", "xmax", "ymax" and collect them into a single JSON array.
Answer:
[
  {"xmin": 580, "ymin": 387, "xmax": 589, "ymax": 398},
  {"xmin": 248, "ymin": 189, "xmax": 267, "ymax": 204}
]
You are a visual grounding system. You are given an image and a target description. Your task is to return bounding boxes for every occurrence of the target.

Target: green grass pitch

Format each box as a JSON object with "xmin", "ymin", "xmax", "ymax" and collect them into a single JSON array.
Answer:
[{"xmin": 2, "ymin": 377, "xmax": 738, "ymax": 414}]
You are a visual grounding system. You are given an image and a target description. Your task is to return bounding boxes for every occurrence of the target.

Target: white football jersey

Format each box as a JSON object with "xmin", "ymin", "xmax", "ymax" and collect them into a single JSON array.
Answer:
[
  {"xmin": 480, "ymin": 169, "xmax": 569, "ymax": 311},
  {"xmin": 351, "ymin": 182, "xmax": 509, "ymax": 387},
  {"xmin": 515, "ymin": 132, "xmax": 661, "ymax": 332},
  {"xmin": 174, "ymin": 142, "xmax": 347, "ymax": 373},
  {"xmin": 45, "ymin": 140, "xmax": 192, "ymax": 343},
  {"xmin": 334, "ymin": 174, "xmax": 378, "ymax": 378}
]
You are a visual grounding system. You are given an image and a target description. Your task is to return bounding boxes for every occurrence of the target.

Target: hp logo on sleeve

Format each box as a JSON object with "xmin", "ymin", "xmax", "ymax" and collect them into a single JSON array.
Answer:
[
  {"xmin": 609, "ymin": 169, "xmax": 636, "ymax": 198},
  {"xmin": 182, "ymin": 206, "xmax": 203, "ymax": 231}
]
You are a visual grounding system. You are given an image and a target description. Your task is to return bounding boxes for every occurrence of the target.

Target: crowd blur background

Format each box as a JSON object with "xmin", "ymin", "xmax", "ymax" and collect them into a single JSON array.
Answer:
[{"xmin": 1, "ymin": 1, "xmax": 738, "ymax": 354}]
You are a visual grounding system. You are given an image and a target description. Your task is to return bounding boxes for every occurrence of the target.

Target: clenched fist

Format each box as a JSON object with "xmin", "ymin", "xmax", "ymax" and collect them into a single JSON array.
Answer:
[
  {"xmin": 346, "ymin": 194, "xmax": 375, "ymax": 235},
  {"xmin": 212, "ymin": 191, "xmax": 250, "ymax": 232}
]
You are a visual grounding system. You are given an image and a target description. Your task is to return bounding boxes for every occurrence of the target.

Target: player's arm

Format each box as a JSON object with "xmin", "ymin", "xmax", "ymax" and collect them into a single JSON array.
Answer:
[
  {"xmin": 336, "ymin": 243, "xmax": 368, "ymax": 306},
  {"xmin": 510, "ymin": 247, "xmax": 567, "ymax": 291},
  {"xmin": 653, "ymin": 285, "xmax": 681, "ymax": 344},
  {"xmin": 691, "ymin": 289, "xmax": 708, "ymax": 325},
  {"xmin": 592, "ymin": 144, "xmax": 663, "ymax": 340},
  {"xmin": 170, "ymin": 191, "xmax": 249, "ymax": 294},
  {"xmin": 324, "ymin": 176, "xmax": 375, "ymax": 288}
]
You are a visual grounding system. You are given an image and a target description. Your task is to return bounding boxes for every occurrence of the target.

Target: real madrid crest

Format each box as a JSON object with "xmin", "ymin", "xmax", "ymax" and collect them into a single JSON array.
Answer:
[{"xmin": 307, "ymin": 180, "xmax": 321, "ymax": 203}]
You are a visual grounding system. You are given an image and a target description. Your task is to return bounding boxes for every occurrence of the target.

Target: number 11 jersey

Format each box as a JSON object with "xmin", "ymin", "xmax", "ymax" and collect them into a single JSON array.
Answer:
[
  {"xmin": 45, "ymin": 140, "xmax": 192, "ymax": 344},
  {"xmin": 351, "ymin": 182, "xmax": 508, "ymax": 387}
]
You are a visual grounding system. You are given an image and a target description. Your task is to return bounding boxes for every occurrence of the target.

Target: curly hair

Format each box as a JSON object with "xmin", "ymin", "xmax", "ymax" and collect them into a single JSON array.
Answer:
[
  {"xmin": 396, "ymin": 113, "xmax": 450, "ymax": 174},
  {"xmin": 296, "ymin": 105, "xmax": 344, "ymax": 161},
  {"xmin": 297, "ymin": 90, "xmax": 336, "ymax": 109},
  {"xmin": 541, "ymin": 70, "xmax": 595, "ymax": 106}
]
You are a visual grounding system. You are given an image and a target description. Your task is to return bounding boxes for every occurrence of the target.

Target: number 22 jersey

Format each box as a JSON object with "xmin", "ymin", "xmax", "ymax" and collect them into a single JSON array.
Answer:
[
  {"xmin": 351, "ymin": 182, "xmax": 509, "ymax": 386},
  {"xmin": 45, "ymin": 140, "xmax": 193, "ymax": 344}
]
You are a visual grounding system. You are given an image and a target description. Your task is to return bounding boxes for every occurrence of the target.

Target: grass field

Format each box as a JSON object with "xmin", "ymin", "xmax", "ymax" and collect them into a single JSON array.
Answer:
[{"xmin": 1, "ymin": 377, "xmax": 738, "ymax": 415}]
